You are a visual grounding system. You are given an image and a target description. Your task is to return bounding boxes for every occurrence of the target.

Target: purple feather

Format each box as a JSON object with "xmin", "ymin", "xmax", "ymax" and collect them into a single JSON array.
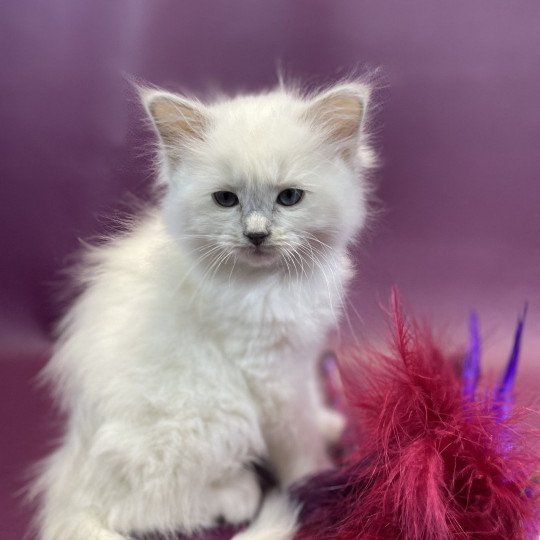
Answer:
[
  {"xmin": 495, "ymin": 304, "xmax": 528, "ymax": 422},
  {"xmin": 462, "ymin": 311, "xmax": 481, "ymax": 400}
]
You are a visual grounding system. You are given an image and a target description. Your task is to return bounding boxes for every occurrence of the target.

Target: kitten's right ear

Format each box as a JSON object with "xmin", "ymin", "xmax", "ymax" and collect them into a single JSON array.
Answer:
[
  {"xmin": 304, "ymin": 82, "xmax": 370, "ymax": 162},
  {"xmin": 139, "ymin": 88, "xmax": 209, "ymax": 158}
]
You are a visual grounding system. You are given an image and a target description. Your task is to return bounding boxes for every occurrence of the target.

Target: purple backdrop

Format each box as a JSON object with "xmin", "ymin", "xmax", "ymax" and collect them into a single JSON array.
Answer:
[{"xmin": 1, "ymin": 1, "xmax": 539, "ymax": 538}]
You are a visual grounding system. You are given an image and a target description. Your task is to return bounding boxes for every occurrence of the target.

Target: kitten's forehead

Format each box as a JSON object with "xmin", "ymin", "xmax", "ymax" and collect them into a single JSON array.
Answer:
[{"xmin": 203, "ymin": 93, "xmax": 324, "ymax": 185}]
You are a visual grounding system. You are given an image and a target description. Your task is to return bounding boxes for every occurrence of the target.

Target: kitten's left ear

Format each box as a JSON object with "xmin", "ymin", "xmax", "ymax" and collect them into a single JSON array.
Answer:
[
  {"xmin": 139, "ymin": 87, "xmax": 209, "ymax": 162},
  {"xmin": 305, "ymin": 82, "xmax": 370, "ymax": 161}
]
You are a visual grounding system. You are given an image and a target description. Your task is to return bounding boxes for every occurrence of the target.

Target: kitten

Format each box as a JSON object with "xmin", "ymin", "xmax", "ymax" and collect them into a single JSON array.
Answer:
[{"xmin": 33, "ymin": 80, "xmax": 373, "ymax": 539}]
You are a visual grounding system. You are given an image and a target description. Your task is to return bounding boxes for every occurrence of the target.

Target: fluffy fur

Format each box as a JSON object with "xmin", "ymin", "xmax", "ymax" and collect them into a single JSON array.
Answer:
[{"xmin": 32, "ymin": 80, "xmax": 374, "ymax": 539}]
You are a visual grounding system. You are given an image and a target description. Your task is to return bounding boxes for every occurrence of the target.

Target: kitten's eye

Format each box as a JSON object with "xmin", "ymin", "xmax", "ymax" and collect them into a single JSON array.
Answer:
[
  {"xmin": 213, "ymin": 191, "xmax": 239, "ymax": 207},
  {"xmin": 276, "ymin": 188, "xmax": 304, "ymax": 207}
]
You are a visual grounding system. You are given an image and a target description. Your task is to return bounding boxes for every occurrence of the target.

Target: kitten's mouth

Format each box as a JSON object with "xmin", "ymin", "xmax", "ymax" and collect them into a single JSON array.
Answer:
[
  {"xmin": 238, "ymin": 245, "xmax": 278, "ymax": 266},
  {"xmin": 251, "ymin": 246, "xmax": 273, "ymax": 256}
]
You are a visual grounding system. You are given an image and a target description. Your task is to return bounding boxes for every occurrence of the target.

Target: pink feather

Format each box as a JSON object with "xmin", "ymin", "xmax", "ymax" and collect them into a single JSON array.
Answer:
[{"xmin": 294, "ymin": 293, "xmax": 539, "ymax": 539}]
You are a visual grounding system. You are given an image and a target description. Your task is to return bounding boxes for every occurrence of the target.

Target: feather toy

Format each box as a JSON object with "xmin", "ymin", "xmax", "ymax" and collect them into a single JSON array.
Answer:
[{"xmin": 293, "ymin": 292, "xmax": 539, "ymax": 539}]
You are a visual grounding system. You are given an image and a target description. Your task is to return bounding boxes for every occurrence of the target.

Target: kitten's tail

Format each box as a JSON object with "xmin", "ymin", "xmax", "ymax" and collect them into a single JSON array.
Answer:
[{"xmin": 231, "ymin": 491, "xmax": 299, "ymax": 540}]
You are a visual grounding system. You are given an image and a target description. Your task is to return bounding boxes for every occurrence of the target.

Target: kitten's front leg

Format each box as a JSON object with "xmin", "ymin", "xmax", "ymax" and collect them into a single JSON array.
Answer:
[
  {"xmin": 266, "ymin": 409, "xmax": 331, "ymax": 487},
  {"xmin": 264, "ymin": 384, "xmax": 332, "ymax": 487},
  {"xmin": 316, "ymin": 406, "xmax": 346, "ymax": 444}
]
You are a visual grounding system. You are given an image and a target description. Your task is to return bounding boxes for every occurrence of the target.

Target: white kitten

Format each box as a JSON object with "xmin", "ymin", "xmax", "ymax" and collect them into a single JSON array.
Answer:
[{"xmin": 33, "ymin": 80, "xmax": 373, "ymax": 539}]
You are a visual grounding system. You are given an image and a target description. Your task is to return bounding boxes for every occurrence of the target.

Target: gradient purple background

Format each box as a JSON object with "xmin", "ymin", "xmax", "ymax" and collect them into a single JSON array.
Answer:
[{"xmin": 1, "ymin": 1, "xmax": 539, "ymax": 538}]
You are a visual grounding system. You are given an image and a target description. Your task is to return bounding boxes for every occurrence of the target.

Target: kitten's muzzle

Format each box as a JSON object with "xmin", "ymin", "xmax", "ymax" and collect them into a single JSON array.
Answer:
[{"xmin": 244, "ymin": 232, "xmax": 269, "ymax": 246}]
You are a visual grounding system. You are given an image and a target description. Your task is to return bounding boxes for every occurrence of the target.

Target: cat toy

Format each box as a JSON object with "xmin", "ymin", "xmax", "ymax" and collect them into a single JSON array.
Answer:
[{"xmin": 293, "ymin": 293, "xmax": 539, "ymax": 539}]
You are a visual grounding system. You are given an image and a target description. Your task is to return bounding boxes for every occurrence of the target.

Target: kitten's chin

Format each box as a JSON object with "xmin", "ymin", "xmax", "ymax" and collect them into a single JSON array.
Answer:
[{"xmin": 236, "ymin": 246, "xmax": 281, "ymax": 269}]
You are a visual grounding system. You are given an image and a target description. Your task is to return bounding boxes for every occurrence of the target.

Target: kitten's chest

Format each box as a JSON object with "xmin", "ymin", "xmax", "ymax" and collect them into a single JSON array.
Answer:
[
  {"xmin": 179, "ymin": 273, "xmax": 338, "ymax": 417},
  {"xmin": 201, "ymin": 279, "xmax": 335, "ymax": 353},
  {"xmin": 209, "ymin": 284, "xmax": 330, "ymax": 396}
]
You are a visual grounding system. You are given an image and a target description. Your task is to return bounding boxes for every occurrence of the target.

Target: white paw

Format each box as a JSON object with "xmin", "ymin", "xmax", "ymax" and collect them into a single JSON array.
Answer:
[
  {"xmin": 317, "ymin": 407, "xmax": 346, "ymax": 444},
  {"xmin": 210, "ymin": 468, "xmax": 262, "ymax": 525}
]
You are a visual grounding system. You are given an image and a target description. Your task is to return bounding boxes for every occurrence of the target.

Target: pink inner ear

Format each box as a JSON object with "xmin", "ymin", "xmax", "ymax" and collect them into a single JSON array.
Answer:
[
  {"xmin": 313, "ymin": 93, "xmax": 364, "ymax": 142},
  {"xmin": 149, "ymin": 97, "xmax": 207, "ymax": 145},
  {"xmin": 304, "ymin": 90, "xmax": 365, "ymax": 162}
]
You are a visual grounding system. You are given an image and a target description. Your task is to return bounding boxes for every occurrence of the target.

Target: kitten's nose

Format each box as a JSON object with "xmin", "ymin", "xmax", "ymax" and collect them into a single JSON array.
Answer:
[{"xmin": 244, "ymin": 232, "xmax": 269, "ymax": 246}]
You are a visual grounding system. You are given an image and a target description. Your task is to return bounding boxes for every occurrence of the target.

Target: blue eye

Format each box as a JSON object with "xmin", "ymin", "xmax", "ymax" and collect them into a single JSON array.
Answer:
[
  {"xmin": 213, "ymin": 191, "xmax": 239, "ymax": 207},
  {"xmin": 277, "ymin": 188, "xmax": 304, "ymax": 206}
]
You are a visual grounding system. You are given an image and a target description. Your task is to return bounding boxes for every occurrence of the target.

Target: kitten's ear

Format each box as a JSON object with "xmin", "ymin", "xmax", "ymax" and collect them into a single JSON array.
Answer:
[
  {"xmin": 139, "ymin": 88, "xmax": 209, "ymax": 159},
  {"xmin": 305, "ymin": 82, "xmax": 369, "ymax": 161}
]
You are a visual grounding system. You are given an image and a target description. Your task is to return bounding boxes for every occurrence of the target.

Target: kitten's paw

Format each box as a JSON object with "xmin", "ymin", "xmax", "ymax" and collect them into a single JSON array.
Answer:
[
  {"xmin": 282, "ymin": 453, "xmax": 333, "ymax": 487},
  {"xmin": 317, "ymin": 407, "xmax": 346, "ymax": 444},
  {"xmin": 210, "ymin": 468, "xmax": 262, "ymax": 525}
]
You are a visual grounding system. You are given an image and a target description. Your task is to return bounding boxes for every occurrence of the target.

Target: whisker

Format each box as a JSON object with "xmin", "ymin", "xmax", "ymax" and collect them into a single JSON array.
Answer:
[
  {"xmin": 296, "ymin": 243, "xmax": 339, "ymax": 326},
  {"xmin": 169, "ymin": 244, "xmax": 223, "ymax": 297},
  {"xmin": 187, "ymin": 248, "xmax": 230, "ymax": 306},
  {"xmin": 227, "ymin": 254, "xmax": 238, "ymax": 287}
]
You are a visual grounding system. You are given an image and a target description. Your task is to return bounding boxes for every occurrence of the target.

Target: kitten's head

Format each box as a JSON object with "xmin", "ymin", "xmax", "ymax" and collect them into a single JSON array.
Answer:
[{"xmin": 141, "ymin": 82, "xmax": 374, "ymax": 273}]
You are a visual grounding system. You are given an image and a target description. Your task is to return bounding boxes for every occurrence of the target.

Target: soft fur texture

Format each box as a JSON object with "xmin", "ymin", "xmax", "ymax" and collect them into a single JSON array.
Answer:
[{"xmin": 33, "ymin": 80, "xmax": 374, "ymax": 539}]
